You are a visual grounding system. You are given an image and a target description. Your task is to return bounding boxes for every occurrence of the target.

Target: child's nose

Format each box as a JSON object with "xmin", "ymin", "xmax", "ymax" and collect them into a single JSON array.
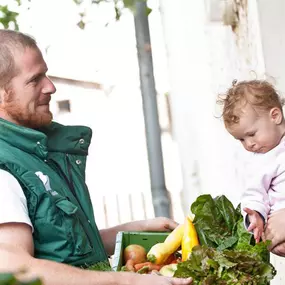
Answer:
[{"xmin": 246, "ymin": 140, "xmax": 256, "ymax": 151}]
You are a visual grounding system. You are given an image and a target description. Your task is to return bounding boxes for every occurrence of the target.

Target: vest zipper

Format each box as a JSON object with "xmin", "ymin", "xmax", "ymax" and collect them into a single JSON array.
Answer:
[
  {"xmin": 65, "ymin": 154, "xmax": 109, "ymax": 262},
  {"xmin": 65, "ymin": 154, "xmax": 94, "ymax": 249},
  {"xmin": 48, "ymin": 156, "xmax": 94, "ymax": 249}
]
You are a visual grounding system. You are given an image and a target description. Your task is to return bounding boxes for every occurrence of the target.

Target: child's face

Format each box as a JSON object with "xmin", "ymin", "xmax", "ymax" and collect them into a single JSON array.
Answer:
[{"xmin": 226, "ymin": 103, "xmax": 283, "ymax": 153}]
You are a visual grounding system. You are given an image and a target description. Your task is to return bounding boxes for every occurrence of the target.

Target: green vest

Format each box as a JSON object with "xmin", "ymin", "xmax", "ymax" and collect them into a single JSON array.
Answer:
[{"xmin": 0, "ymin": 119, "xmax": 108, "ymax": 267}]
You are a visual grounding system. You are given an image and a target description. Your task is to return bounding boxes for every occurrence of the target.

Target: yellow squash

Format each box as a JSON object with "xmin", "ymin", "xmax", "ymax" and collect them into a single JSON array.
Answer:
[
  {"xmin": 181, "ymin": 216, "xmax": 199, "ymax": 261},
  {"xmin": 147, "ymin": 224, "xmax": 184, "ymax": 265}
]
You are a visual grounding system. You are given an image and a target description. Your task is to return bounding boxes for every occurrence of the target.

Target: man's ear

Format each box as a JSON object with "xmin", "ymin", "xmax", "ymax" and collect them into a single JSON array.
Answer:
[
  {"xmin": 270, "ymin": 107, "xmax": 283, "ymax": 124},
  {"xmin": 0, "ymin": 88, "xmax": 5, "ymax": 106}
]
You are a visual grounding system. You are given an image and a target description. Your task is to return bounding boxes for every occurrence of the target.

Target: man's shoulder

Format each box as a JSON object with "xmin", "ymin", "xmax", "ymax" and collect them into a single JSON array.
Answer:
[
  {"xmin": 0, "ymin": 169, "xmax": 18, "ymax": 179},
  {"xmin": 0, "ymin": 139, "xmax": 16, "ymax": 155},
  {"xmin": 0, "ymin": 169, "xmax": 24, "ymax": 193}
]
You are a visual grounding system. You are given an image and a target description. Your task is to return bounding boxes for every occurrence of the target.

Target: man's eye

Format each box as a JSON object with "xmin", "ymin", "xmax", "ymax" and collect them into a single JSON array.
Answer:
[
  {"xmin": 29, "ymin": 75, "xmax": 43, "ymax": 84},
  {"xmin": 31, "ymin": 77, "xmax": 40, "ymax": 83}
]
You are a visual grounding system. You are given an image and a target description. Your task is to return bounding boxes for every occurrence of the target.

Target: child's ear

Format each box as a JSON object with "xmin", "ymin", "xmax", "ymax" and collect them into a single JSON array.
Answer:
[{"xmin": 270, "ymin": 107, "xmax": 283, "ymax": 124}]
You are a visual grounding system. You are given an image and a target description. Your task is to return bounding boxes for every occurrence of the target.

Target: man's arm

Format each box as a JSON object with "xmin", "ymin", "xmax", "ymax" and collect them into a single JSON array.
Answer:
[
  {"xmin": 0, "ymin": 223, "xmax": 126, "ymax": 285},
  {"xmin": 100, "ymin": 217, "xmax": 179, "ymax": 255},
  {"xmin": 0, "ymin": 223, "xmax": 193, "ymax": 285}
]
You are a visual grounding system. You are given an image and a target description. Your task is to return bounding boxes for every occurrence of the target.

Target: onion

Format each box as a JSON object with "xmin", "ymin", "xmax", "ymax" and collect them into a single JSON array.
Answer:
[{"xmin": 123, "ymin": 244, "xmax": 147, "ymax": 265}]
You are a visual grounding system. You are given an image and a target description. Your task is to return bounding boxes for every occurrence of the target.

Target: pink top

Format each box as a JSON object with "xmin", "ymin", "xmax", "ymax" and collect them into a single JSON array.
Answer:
[{"xmin": 241, "ymin": 137, "xmax": 285, "ymax": 221}]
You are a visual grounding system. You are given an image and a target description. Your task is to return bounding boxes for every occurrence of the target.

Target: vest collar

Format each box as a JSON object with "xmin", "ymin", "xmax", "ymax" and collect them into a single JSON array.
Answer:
[{"xmin": 0, "ymin": 119, "xmax": 92, "ymax": 159}]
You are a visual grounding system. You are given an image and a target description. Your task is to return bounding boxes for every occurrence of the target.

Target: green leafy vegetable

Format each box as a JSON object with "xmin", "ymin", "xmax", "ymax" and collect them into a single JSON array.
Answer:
[
  {"xmin": 87, "ymin": 261, "xmax": 112, "ymax": 271},
  {"xmin": 191, "ymin": 195, "xmax": 241, "ymax": 250},
  {"xmin": 174, "ymin": 194, "xmax": 277, "ymax": 284},
  {"xmin": 0, "ymin": 273, "xmax": 42, "ymax": 285},
  {"xmin": 174, "ymin": 246, "xmax": 276, "ymax": 284}
]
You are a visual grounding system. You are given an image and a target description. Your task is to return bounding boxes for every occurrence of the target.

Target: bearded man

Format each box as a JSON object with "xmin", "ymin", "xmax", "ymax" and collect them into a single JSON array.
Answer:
[{"xmin": 0, "ymin": 29, "xmax": 193, "ymax": 285}]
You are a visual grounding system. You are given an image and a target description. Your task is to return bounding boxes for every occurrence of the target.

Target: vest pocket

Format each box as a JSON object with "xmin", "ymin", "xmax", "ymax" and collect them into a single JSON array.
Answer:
[{"xmin": 55, "ymin": 199, "xmax": 93, "ymax": 256}]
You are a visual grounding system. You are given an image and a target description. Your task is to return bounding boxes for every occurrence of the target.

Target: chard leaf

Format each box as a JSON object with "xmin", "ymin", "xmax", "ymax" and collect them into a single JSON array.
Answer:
[
  {"xmin": 214, "ymin": 195, "xmax": 238, "ymax": 232},
  {"xmin": 216, "ymin": 236, "xmax": 238, "ymax": 251},
  {"xmin": 236, "ymin": 218, "xmax": 253, "ymax": 247},
  {"xmin": 192, "ymin": 195, "xmax": 242, "ymax": 250}
]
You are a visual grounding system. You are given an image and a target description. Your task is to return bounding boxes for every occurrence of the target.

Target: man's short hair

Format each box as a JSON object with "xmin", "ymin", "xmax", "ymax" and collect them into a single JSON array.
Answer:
[{"xmin": 0, "ymin": 30, "xmax": 38, "ymax": 88}]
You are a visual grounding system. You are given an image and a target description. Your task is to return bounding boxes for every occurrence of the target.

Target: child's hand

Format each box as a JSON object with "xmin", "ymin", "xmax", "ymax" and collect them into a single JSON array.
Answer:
[{"xmin": 243, "ymin": 207, "xmax": 264, "ymax": 243}]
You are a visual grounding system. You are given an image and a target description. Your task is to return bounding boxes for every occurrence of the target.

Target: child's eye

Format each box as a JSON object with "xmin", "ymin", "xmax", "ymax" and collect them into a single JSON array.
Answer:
[{"xmin": 248, "ymin": 132, "xmax": 255, "ymax": 137}]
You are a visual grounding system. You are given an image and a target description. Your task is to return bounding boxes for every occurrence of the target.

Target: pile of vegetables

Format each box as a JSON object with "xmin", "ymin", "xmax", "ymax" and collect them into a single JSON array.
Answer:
[
  {"xmin": 174, "ymin": 194, "xmax": 276, "ymax": 284},
  {"xmin": 120, "ymin": 194, "xmax": 277, "ymax": 284},
  {"xmin": 121, "ymin": 214, "xmax": 199, "ymax": 275}
]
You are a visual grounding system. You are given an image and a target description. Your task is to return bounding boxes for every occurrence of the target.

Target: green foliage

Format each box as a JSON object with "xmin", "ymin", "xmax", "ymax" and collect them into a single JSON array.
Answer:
[
  {"xmin": 75, "ymin": 0, "xmax": 151, "ymax": 28},
  {"xmin": 86, "ymin": 261, "xmax": 112, "ymax": 271},
  {"xmin": 174, "ymin": 246, "xmax": 276, "ymax": 285},
  {"xmin": 0, "ymin": 0, "xmax": 151, "ymax": 31},
  {"xmin": 177, "ymin": 194, "xmax": 277, "ymax": 284},
  {"xmin": 0, "ymin": 5, "xmax": 19, "ymax": 30},
  {"xmin": 191, "ymin": 195, "xmax": 240, "ymax": 249},
  {"xmin": 0, "ymin": 262, "xmax": 111, "ymax": 285},
  {"xmin": 0, "ymin": 0, "xmax": 30, "ymax": 30},
  {"xmin": 0, "ymin": 273, "xmax": 42, "ymax": 285}
]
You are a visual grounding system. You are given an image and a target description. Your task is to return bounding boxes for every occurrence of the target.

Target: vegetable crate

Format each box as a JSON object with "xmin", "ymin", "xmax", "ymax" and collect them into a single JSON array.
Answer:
[{"xmin": 112, "ymin": 231, "xmax": 169, "ymax": 271}]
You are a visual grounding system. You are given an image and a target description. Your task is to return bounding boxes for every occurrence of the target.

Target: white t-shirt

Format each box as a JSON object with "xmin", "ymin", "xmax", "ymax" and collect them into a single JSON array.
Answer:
[{"xmin": 0, "ymin": 169, "xmax": 33, "ymax": 230}]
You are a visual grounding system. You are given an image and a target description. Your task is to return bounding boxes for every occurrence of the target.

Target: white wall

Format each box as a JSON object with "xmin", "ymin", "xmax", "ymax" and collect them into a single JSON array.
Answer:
[
  {"xmin": 255, "ymin": 0, "xmax": 285, "ymax": 281},
  {"xmin": 257, "ymin": 0, "xmax": 285, "ymax": 92},
  {"xmin": 159, "ymin": 0, "xmax": 266, "ymax": 213}
]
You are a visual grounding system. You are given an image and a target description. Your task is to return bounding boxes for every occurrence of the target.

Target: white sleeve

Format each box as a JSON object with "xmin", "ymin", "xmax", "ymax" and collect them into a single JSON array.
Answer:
[
  {"xmin": 241, "ymin": 154, "xmax": 272, "ymax": 221},
  {"xmin": 0, "ymin": 169, "xmax": 33, "ymax": 231}
]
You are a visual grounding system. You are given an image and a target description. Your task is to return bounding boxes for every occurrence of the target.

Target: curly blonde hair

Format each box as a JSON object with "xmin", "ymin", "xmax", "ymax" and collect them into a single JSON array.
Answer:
[{"xmin": 217, "ymin": 80, "xmax": 284, "ymax": 127}]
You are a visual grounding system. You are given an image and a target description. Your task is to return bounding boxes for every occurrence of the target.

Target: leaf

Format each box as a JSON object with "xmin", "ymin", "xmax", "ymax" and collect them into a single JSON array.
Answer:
[
  {"xmin": 214, "ymin": 195, "xmax": 238, "ymax": 232},
  {"xmin": 19, "ymin": 278, "xmax": 42, "ymax": 285},
  {"xmin": 174, "ymin": 245, "xmax": 276, "ymax": 284},
  {"xmin": 77, "ymin": 20, "xmax": 85, "ymax": 29},
  {"xmin": 114, "ymin": 6, "xmax": 121, "ymax": 21},
  {"xmin": 0, "ymin": 5, "xmax": 19, "ymax": 30},
  {"xmin": 0, "ymin": 273, "xmax": 42, "ymax": 285},
  {"xmin": 235, "ymin": 218, "xmax": 253, "ymax": 247},
  {"xmin": 191, "ymin": 195, "xmax": 237, "ymax": 249},
  {"xmin": 145, "ymin": 6, "xmax": 152, "ymax": 16},
  {"xmin": 123, "ymin": 0, "xmax": 135, "ymax": 9},
  {"xmin": 216, "ymin": 236, "xmax": 238, "ymax": 251},
  {"xmin": 87, "ymin": 261, "xmax": 112, "ymax": 271},
  {"xmin": 0, "ymin": 273, "xmax": 17, "ymax": 284},
  {"xmin": 73, "ymin": 0, "xmax": 84, "ymax": 4}
]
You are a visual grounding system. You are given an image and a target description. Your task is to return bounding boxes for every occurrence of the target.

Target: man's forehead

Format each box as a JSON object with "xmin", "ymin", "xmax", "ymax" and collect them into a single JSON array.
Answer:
[{"xmin": 13, "ymin": 47, "xmax": 47, "ymax": 75}]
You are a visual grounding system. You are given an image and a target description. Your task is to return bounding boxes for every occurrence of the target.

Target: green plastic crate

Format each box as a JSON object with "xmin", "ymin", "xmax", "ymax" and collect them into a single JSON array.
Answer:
[{"xmin": 112, "ymin": 231, "xmax": 169, "ymax": 271}]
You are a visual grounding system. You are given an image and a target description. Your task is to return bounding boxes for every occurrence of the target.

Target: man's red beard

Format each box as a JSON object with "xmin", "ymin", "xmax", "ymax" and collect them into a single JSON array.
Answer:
[{"xmin": 3, "ymin": 91, "xmax": 53, "ymax": 128}]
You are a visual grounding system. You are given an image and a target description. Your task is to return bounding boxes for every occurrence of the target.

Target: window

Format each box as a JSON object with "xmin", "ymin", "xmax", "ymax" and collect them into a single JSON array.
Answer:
[{"xmin": 57, "ymin": 100, "xmax": 71, "ymax": 113}]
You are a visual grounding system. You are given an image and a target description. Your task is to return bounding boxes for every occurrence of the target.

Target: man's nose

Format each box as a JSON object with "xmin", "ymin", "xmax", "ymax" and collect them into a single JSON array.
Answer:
[{"xmin": 43, "ymin": 76, "xmax": 56, "ymax": 95}]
